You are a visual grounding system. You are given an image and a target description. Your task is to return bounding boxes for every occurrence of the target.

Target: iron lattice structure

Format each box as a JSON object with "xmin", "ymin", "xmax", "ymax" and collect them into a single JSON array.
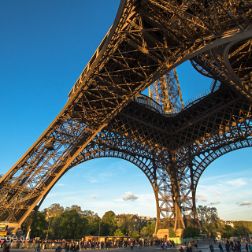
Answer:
[
  {"xmin": 148, "ymin": 69, "xmax": 184, "ymax": 113},
  {"xmin": 0, "ymin": 0, "xmax": 251, "ymax": 234}
]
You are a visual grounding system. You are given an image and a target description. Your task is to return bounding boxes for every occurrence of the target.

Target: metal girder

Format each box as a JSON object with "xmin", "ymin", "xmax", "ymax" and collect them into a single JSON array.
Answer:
[{"xmin": 148, "ymin": 69, "xmax": 184, "ymax": 113}]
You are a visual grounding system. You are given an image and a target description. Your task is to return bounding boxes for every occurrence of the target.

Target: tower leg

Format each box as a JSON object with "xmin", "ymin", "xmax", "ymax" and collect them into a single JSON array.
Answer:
[
  {"xmin": 152, "ymin": 164, "xmax": 174, "ymax": 239},
  {"xmin": 168, "ymin": 152, "xmax": 185, "ymax": 236},
  {"xmin": 154, "ymin": 185, "xmax": 161, "ymax": 235},
  {"xmin": 191, "ymin": 188, "xmax": 200, "ymax": 228}
]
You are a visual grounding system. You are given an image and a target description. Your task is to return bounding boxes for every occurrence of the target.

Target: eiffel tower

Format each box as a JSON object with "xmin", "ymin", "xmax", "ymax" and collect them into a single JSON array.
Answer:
[{"xmin": 0, "ymin": 0, "xmax": 251, "ymax": 236}]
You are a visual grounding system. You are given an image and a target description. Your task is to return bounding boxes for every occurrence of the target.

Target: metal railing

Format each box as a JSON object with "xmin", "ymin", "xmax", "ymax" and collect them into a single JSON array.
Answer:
[
  {"xmin": 134, "ymin": 95, "xmax": 164, "ymax": 114},
  {"xmin": 135, "ymin": 81, "xmax": 221, "ymax": 116}
]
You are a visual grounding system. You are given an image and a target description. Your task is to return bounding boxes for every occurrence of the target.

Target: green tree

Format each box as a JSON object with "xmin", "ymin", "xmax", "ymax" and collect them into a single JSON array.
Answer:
[
  {"xmin": 45, "ymin": 203, "xmax": 64, "ymax": 219},
  {"xmin": 116, "ymin": 214, "xmax": 145, "ymax": 238},
  {"xmin": 101, "ymin": 211, "xmax": 117, "ymax": 235},
  {"xmin": 183, "ymin": 226, "xmax": 200, "ymax": 238},
  {"xmin": 65, "ymin": 205, "xmax": 83, "ymax": 215},
  {"xmin": 221, "ymin": 225, "xmax": 234, "ymax": 238},
  {"xmin": 233, "ymin": 221, "xmax": 252, "ymax": 232},
  {"xmin": 50, "ymin": 209, "xmax": 88, "ymax": 239},
  {"xmin": 116, "ymin": 214, "xmax": 128, "ymax": 235},
  {"xmin": 233, "ymin": 224, "xmax": 250, "ymax": 237},
  {"xmin": 23, "ymin": 211, "xmax": 48, "ymax": 239},
  {"xmin": 114, "ymin": 228, "xmax": 124, "ymax": 237},
  {"xmin": 140, "ymin": 221, "xmax": 155, "ymax": 238},
  {"xmin": 197, "ymin": 205, "xmax": 221, "ymax": 237},
  {"xmin": 83, "ymin": 210, "xmax": 101, "ymax": 235}
]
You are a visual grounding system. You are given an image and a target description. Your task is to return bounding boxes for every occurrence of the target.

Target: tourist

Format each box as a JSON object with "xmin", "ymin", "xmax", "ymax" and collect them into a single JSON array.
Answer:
[
  {"xmin": 210, "ymin": 244, "xmax": 214, "ymax": 252},
  {"xmin": 225, "ymin": 240, "xmax": 230, "ymax": 252},
  {"xmin": 245, "ymin": 243, "xmax": 249, "ymax": 252},
  {"xmin": 219, "ymin": 242, "xmax": 224, "ymax": 252},
  {"xmin": 248, "ymin": 243, "xmax": 252, "ymax": 252},
  {"xmin": 35, "ymin": 240, "xmax": 41, "ymax": 252},
  {"xmin": 130, "ymin": 241, "xmax": 134, "ymax": 250},
  {"xmin": 2, "ymin": 240, "xmax": 10, "ymax": 252},
  {"xmin": 179, "ymin": 246, "xmax": 185, "ymax": 252},
  {"xmin": 55, "ymin": 245, "xmax": 62, "ymax": 252}
]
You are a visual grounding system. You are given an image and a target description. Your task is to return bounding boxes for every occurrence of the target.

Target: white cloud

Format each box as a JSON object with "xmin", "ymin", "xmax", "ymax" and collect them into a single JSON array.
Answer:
[
  {"xmin": 196, "ymin": 194, "xmax": 208, "ymax": 202},
  {"xmin": 209, "ymin": 201, "xmax": 221, "ymax": 206},
  {"xmin": 88, "ymin": 178, "xmax": 98, "ymax": 184},
  {"xmin": 123, "ymin": 192, "xmax": 138, "ymax": 201},
  {"xmin": 82, "ymin": 175, "xmax": 99, "ymax": 184},
  {"xmin": 239, "ymin": 201, "xmax": 252, "ymax": 206},
  {"xmin": 226, "ymin": 178, "xmax": 247, "ymax": 187},
  {"xmin": 55, "ymin": 183, "xmax": 65, "ymax": 187},
  {"xmin": 90, "ymin": 195, "xmax": 97, "ymax": 200}
]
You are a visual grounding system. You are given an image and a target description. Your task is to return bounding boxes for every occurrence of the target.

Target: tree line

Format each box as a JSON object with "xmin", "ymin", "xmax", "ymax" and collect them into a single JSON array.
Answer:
[
  {"xmin": 22, "ymin": 204, "xmax": 252, "ymax": 240},
  {"xmin": 22, "ymin": 204, "xmax": 155, "ymax": 240},
  {"xmin": 183, "ymin": 205, "xmax": 252, "ymax": 238}
]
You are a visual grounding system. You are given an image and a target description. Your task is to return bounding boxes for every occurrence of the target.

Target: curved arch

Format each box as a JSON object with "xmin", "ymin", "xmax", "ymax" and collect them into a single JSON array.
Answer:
[
  {"xmin": 72, "ymin": 147, "xmax": 156, "ymax": 185},
  {"xmin": 193, "ymin": 137, "xmax": 252, "ymax": 190},
  {"xmin": 72, "ymin": 143, "xmax": 175, "ymax": 230},
  {"xmin": 38, "ymin": 146, "xmax": 155, "ymax": 206},
  {"xmin": 172, "ymin": 137, "xmax": 252, "ymax": 227},
  {"xmin": 37, "ymin": 142, "xmax": 174, "ymax": 234}
]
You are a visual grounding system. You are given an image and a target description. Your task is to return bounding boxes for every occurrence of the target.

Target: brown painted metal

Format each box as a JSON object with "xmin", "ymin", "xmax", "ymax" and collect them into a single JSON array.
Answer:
[
  {"xmin": 0, "ymin": 0, "xmax": 251, "ymax": 233},
  {"xmin": 148, "ymin": 69, "xmax": 184, "ymax": 113}
]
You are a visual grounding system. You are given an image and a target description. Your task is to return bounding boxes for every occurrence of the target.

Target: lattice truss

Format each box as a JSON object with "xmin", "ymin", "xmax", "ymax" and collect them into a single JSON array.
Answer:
[
  {"xmin": 148, "ymin": 69, "xmax": 184, "ymax": 113},
  {"xmin": 0, "ymin": 0, "xmax": 251, "ymax": 232}
]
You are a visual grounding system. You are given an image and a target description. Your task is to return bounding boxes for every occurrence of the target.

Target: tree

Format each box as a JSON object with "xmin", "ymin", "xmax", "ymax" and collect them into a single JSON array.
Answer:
[
  {"xmin": 101, "ymin": 211, "xmax": 117, "ymax": 235},
  {"xmin": 83, "ymin": 211, "xmax": 101, "ymax": 235},
  {"xmin": 183, "ymin": 226, "xmax": 200, "ymax": 238},
  {"xmin": 22, "ymin": 211, "xmax": 48, "ymax": 239},
  {"xmin": 116, "ymin": 214, "xmax": 145, "ymax": 238},
  {"xmin": 45, "ymin": 203, "xmax": 64, "ymax": 219},
  {"xmin": 140, "ymin": 221, "xmax": 155, "ymax": 238},
  {"xmin": 65, "ymin": 205, "xmax": 83, "ymax": 215},
  {"xmin": 197, "ymin": 205, "xmax": 221, "ymax": 237},
  {"xmin": 221, "ymin": 225, "xmax": 234, "ymax": 238},
  {"xmin": 50, "ymin": 209, "xmax": 88, "ymax": 239},
  {"xmin": 114, "ymin": 229, "xmax": 124, "ymax": 237},
  {"xmin": 233, "ymin": 224, "xmax": 250, "ymax": 237}
]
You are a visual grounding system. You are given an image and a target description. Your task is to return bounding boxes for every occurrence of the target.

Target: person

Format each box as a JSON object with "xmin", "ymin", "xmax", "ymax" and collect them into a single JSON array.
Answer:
[
  {"xmin": 130, "ymin": 241, "xmax": 134, "ymax": 250},
  {"xmin": 35, "ymin": 240, "xmax": 41, "ymax": 252},
  {"xmin": 187, "ymin": 244, "xmax": 192, "ymax": 252},
  {"xmin": 55, "ymin": 245, "xmax": 62, "ymax": 252},
  {"xmin": 225, "ymin": 241, "xmax": 230, "ymax": 252},
  {"xmin": 210, "ymin": 244, "xmax": 214, "ymax": 252},
  {"xmin": 245, "ymin": 243, "xmax": 249, "ymax": 252},
  {"xmin": 2, "ymin": 240, "xmax": 10, "ymax": 252},
  {"xmin": 161, "ymin": 242, "xmax": 164, "ymax": 250},
  {"xmin": 179, "ymin": 246, "xmax": 185, "ymax": 252},
  {"xmin": 248, "ymin": 243, "xmax": 252, "ymax": 252},
  {"xmin": 219, "ymin": 243, "xmax": 224, "ymax": 252}
]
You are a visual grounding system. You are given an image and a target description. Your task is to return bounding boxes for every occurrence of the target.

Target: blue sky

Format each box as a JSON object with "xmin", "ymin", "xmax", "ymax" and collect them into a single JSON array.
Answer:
[{"xmin": 0, "ymin": 0, "xmax": 251, "ymax": 221}]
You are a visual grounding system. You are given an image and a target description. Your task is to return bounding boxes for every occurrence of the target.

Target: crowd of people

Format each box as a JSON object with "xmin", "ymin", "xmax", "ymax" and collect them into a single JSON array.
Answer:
[
  {"xmin": 33, "ymin": 238, "xmax": 166, "ymax": 251},
  {"xmin": 178, "ymin": 239, "xmax": 252, "ymax": 252},
  {"xmin": 1, "ymin": 238, "xmax": 165, "ymax": 251},
  {"xmin": 214, "ymin": 240, "xmax": 252, "ymax": 252},
  {"xmin": 1, "ymin": 237, "xmax": 252, "ymax": 252}
]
